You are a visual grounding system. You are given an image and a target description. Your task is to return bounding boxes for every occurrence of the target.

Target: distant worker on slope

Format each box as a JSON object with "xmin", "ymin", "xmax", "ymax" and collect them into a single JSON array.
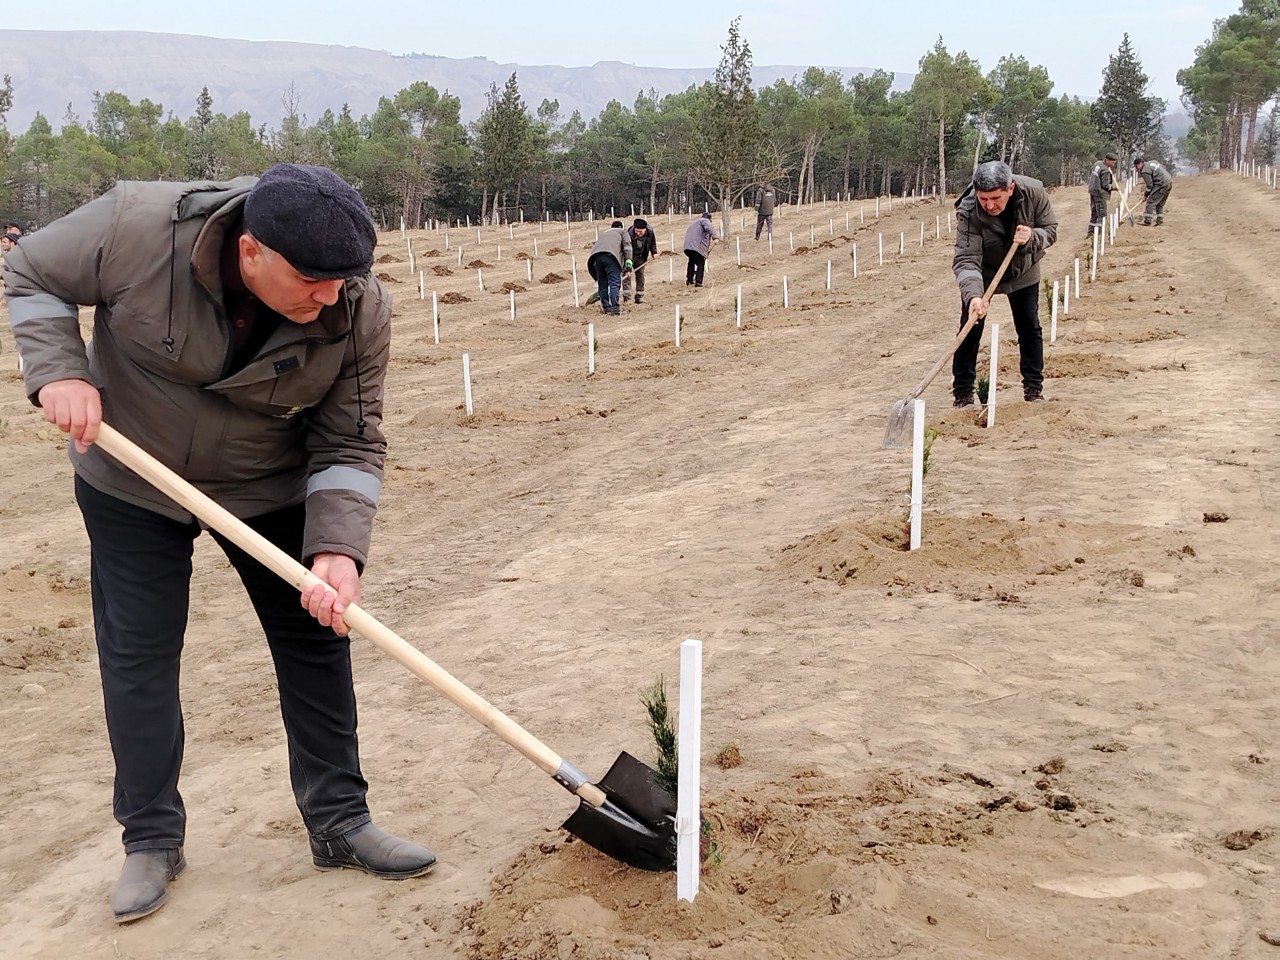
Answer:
[
  {"xmin": 682, "ymin": 211, "xmax": 719, "ymax": 288},
  {"xmin": 754, "ymin": 183, "xmax": 777, "ymax": 240},
  {"xmin": 1134, "ymin": 156, "xmax": 1172, "ymax": 226},
  {"xmin": 587, "ymin": 219, "xmax": 632, "ymax": 315},
  {"xmin": 1087, "ymin": 153, "xmax": 1117, "ymax": 237}
]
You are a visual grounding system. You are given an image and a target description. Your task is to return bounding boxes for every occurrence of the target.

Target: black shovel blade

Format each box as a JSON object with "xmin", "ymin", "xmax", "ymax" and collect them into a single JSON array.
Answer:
[{"xmin": 562, "ymin": 751, "xmax": 677, "ymax": 871}]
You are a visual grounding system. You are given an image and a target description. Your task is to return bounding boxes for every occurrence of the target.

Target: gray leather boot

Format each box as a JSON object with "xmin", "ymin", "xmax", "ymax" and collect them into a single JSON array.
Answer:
[
  {"xmin": 111, "ymin": 848, "xmax": 185, "ymax": 923},
  {"xmin": 310, "ymin": 823, "xmax": 436, "ymax": 879}
]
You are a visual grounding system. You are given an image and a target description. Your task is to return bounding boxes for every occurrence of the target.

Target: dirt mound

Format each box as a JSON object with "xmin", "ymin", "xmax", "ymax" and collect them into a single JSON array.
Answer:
[
  {"xmin": 468, "ymin": 260, "xmax": 494, "ymax": 269},
  {"xmin": 439, "ymin": 292, "xmax": 472, "ymax": 304},
  {"xmin": 541, "ymin": 273, "xmax": 567, "ymax": 284},
  {"xmin": 515, "ymin": 251, "xmax": 532, "ymax": 260},
  {"xmin": 1043, "ymin": 352, "xmax": 1133, "ymax": 380},
  {"xmin": 501, "ymin": 282, "xmax": 527, "ymax": 294},
  {"xmin": 459, "ymin": 768, "xmax": 1053, "ymax": 960},
  {"xmin": 421, "ymin": 248, "xmax": 443, "ymax": 257},
  {"xmin": 375, "ymin": 272, "xmax": 399, "ymax": 283},
  {"xmin": 776, "ymin": 512, "xmax": 1187, "ymax": 601},
  {"xmin": 792, "ymin": 245, "xmax": 813, "ymax": 255},
  {"xmin": 546, "ymin": 247, "xmax": 570, "ymax": 256},
  {"xmin": 930, "ymin": 401, "xmax": 1123, "ymax": 444},
  {"xmin": 375, "ymin": 253, "xmax": 402, "ymax": 264},
  {"xmin": 433, "ymin": 265, "xmax": 454, "ymax": 276}
]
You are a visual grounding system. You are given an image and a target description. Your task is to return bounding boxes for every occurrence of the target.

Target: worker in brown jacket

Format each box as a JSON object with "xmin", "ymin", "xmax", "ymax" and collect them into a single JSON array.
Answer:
[
  {"xmin": 3, "ymin": 164, "xmax": 435, "ymax": 923},
  {"xmin": 951, "ymin": 160, "xmax": 1058, "ymax": 405}
]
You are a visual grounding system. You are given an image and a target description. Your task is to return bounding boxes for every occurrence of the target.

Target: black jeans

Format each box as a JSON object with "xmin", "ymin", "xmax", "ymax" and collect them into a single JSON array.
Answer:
[
  {"xmin": 952, "ymin": 282, "xmax": 1044, "ymax": 398},
  {"xmin": 684, "ymin": 250, "xmax": 706, "ymax": 286},
  {"xmin": 1088, "ymin": 193, "xmax": 1108, "ymax": 233},
  {"xmin": 75, "ymin": 477, "xmax": 370, "ymax": 853}
]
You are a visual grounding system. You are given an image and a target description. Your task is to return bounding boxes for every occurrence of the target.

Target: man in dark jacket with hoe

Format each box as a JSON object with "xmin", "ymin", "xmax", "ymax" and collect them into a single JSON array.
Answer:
[
  {"xmin": 622, "ymin": 218, "xmax": 658, "ymax": 304},
  {"xmin": 951, "ymin": 160, "xmax": 1058, "ymax": 406},
  {"xmin": 3, "ymin": 164, "xmax": 436, "ymax": 923},
  {"xmin": 1087, "ymin": 153, "xmax": 1117, "ymax": 237},
  {"xmin": 1134, "ymin": 156, "xmax": 1172, "ymax": 225}
]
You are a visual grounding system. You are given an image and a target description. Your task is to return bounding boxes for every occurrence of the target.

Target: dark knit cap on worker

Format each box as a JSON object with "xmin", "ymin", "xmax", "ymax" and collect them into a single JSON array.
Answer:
[
  {"xmin": 244, "ymin": 163, "xmax": 376, "ymax": 280},
  {"xmin": 633, "ymin": 218, "xmax": 648, "ymax": 229},
  {"xmin": 1104, "ymin": 152, "xmax": 1118, "ymax": 161},
  {"xmin": 1133, "ymin": 156, "xmax": 1145, "ymax": 166}
]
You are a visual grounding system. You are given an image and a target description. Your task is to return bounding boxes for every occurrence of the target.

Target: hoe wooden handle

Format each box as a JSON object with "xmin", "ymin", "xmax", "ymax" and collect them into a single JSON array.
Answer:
[{"xmin": 92, "ymin": 422, "xmax": 609, "ymax": 808}]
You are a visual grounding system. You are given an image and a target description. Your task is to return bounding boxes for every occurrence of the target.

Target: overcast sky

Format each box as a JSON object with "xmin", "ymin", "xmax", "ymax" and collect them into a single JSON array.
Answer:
[{"xmin": 2, "ymin": 0, "xmax": 1240, "ymax": 103}]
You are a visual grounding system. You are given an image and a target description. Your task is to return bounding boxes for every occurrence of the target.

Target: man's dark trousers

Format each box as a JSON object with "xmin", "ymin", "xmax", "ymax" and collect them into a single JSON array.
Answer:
[
  {"xmin": 685, "ymin": 251, "xmax": 706, "ymax": 286},
  {"xmin": 1088, "ymin": 194, "xmax": 1108, "ymax": 234},
  {"xmin": 76, "ymin": 476, "xmax": 370, "ymax": 853},
  {"xmin": 951, "ymin": 282, "xmax": 1044, "ymax": 398},
  {"xmin": 589, "ymin": 253, "xmax": 621, "ymax": 313}
]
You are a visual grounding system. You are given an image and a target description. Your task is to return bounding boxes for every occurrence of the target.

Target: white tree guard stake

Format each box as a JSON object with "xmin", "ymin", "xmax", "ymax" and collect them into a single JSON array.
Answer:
[
  {"xmin": 444, "ymin": 232, "xmax": 450, "ymax": 250},
  {"xmin": 768, "ymin": 233, "xmax": 774, "ymax": 256},
  {"xmin": 1074, "ymin": 258, "xmax": 1080, "ymax": 299},
  {"xmin": 878, "ymin": 233, "xmax": 884, "ymax": 266},
  {"xmin": 567, "ymin": 227, "xmax": 572, "ymax": 247},
  {"xmin": 457, "ymin": 247, "xmax": 463, "ymax": 266},
  {"xmin": 594, "ymin": 226, "xmax": 599, "ymax": 241},
  {"xmin": 400, "ymin": 216, "xmax": 405, "ymax": 237},
  {"xmin": 875, "ymin": 197, "xmax": 880, "ymax": 217},
  {"xmin": 466, "ymin": 215, "xmax": 471, "ymax": 229},
  {"xmin": 533, "ymin": 237, "xmax": 539, "ymax": 256},
  {"xmin": 587, "ymin": 322, "xmax": 595, "ymax": 375},
  {"xmin": 571, "ymin": 255, "xmax": 580, "ymax": 308},
  {"xmin": 670, "ymin": 232, "xmax": 675, "ymax": 252},
  {"xmin": 476, "ymin": 227, "xmax": 481, "ymax": 244},
  {"xmin": 409, "ymin": 252, "xmax": 415, "ymax": 274},
  {"xmin": 1090, "ymin": 234, "xmax": 1099, "ymax": 282},
  {"xmin": 947, "ymin": 213, "xmax": 952, "ymax": 235},
  {"xmin": 676, "ymin": 637, "xmax": 703, "ymax": 904},
  {"xmin": 432, "ymin": 292, "xmax": 440, "ymax": 344},
  {"xmin": 669, "ymin": 259, "xmax": 674, "ymax": 282},
  {"xmin": 526, "ymin": 259, "xmax": 533, "ymax": 283},
  {"xmin": 789, "ymin": 232, "xmax": 794, "ymax": 251},
  {"xmin": 860, "ymin": 206, "xmax": 864, "ymax": 224},
  {"xmin": 477, "ymin": 268, "xmax": 484, "ymax": 291},
  {"xmin": 936, "ymin": 215, "xmax": 940, "ymax": 239},
  {"xmin": 852, "ymin": 243, "xmax": 858, "ymax": 278},
  {"xmin": 496, "ymin": 245, "xmax": 501, "ymax": 261},
  {"xmin": 509, "ymin": 222, "xmax": 515, "ymax": 238},
  {"xmin": 736, "ymin": 236, "xmax": 741, "ymax": 265},
  {"xmin": 783, "ymin": 276, "xmax": 789, "ymax": 308},
  {"xmin": 986, "ymin": 324, "xmax": 1000, "ymax": 429},
  {"xmin": 1063, "ymin": 272, "xmax": 1071, "ymax": 314},
  {"xmin": 1099, "ymin": 222, "xmax": 1106, "ymax": 257},
  {"xmin": 462, "ymin": 353, "xmax": 474, "ymax": 417},
  {"xmin": 899, "ymin": 232, "xmax": 904, "ymax": 255},
  {"xmin": 809, "ymin": 225, "xmax": 815, "ymax": 245},
  {"xmin": 919, "ymin": 222, "xmax": 925, "ymax": 246},
  {"xmin": 736, "ymin": 285, "xmax": 742, "ymax": 328},
  {"xmin": 419, "ymin": 270, "xmax": 425, "ymax": 300},
  {"xmin": 826, "ymin": 260, "xmax": 832, "ymax": 291},
  {"xmin": 509, "ymin": 289, "xmax": 515, "ymax": 321},
  {"xmin": 829, "ymin": 218, "xmax": 834, "ymax": 235},
  {"xmin": 909, "ymin": 398, "xmax": 925, "ymax": 551},
  {"xmin": 846, "ymin": 212, "xmax": 851, "ymax": 230},
  {"xmin": 674, "ymin": 305, "xmax": 681, "ymax": 348},
  {"xmin": 406, "ymin": 237, "xmax": 412, "ymax": 258},
  {"xmin": 1050, "ymin": 280, "xmax": 1059, "ymax": 344}
]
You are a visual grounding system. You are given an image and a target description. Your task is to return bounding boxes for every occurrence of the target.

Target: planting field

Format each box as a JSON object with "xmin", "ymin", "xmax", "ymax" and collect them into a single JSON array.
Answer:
[{"xmin": 0, "ymin": 172, "xmax": 1277, "ymax": 959}]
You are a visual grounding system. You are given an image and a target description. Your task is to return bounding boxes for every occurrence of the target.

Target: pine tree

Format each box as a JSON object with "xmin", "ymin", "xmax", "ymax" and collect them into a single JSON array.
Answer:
[{"xmin": 1092, "ymin": 34, "xmax": 1165, "ymax": 160}]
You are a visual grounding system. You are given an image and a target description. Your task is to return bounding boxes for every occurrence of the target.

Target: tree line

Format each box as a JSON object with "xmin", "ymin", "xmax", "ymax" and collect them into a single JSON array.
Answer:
[{"xmin": 0, "ymin": 7, "xmax": 1270, "ymax": 233}]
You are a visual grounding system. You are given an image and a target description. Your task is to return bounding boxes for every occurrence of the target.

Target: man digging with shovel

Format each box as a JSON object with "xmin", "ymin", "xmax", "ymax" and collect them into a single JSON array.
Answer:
[
  {"xmin": 951, "ymin": 160, "xmax": 1057, "ymax": 407},
  {"xmin": 3, "ymin": 163, "xmax": 436, "ymax": 923}
]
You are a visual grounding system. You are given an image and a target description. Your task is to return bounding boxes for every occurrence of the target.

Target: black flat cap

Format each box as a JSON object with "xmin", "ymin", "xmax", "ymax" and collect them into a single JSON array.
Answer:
[
  {"xmin": 244, "ymin": 163, "xmax": 376, "ymax": 280},
  {"xmin": 1104, "ymin": 152, "xmax": 1118, "ymax": 161}
]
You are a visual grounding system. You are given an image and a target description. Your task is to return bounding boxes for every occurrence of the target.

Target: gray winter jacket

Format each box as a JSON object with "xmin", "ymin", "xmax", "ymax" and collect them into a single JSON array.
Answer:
[
  {"xmin": 1139, "ymin": 160, "xmax": 1172, "ymax": 194},
  {"xmin": 1087, "ymin": 161, "xmax": 1115, "ymax": 198},
  {"xmin": 3, "ymin": 178, "xmax": 391, "ymax": 566},
  {"xmin": 586, "ymin": 226, "xmax": 633, "ymax": 277},
  {"xmin": 952, "ymin": 175, "xmax": 1057, "ymax": 302},
  {"xmin": 682, "ymin": 215, "xmax": 719, "ymax": 257}
]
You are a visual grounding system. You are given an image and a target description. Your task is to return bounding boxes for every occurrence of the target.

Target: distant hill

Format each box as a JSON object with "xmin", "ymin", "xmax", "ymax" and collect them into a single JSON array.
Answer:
[{"xmin": 0, "ymin": 29, "xmax": 911, "ymax": 132}]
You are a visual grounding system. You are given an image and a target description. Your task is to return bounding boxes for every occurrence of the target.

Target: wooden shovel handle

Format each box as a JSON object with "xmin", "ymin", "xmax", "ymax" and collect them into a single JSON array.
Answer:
[
  {"xmin": 906, "ymin": 241, "xmax": 1021, "ymax": 401},
  {"xmin": 92, "ymin": 422, "xmax": 608, "ymax": 808}
]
